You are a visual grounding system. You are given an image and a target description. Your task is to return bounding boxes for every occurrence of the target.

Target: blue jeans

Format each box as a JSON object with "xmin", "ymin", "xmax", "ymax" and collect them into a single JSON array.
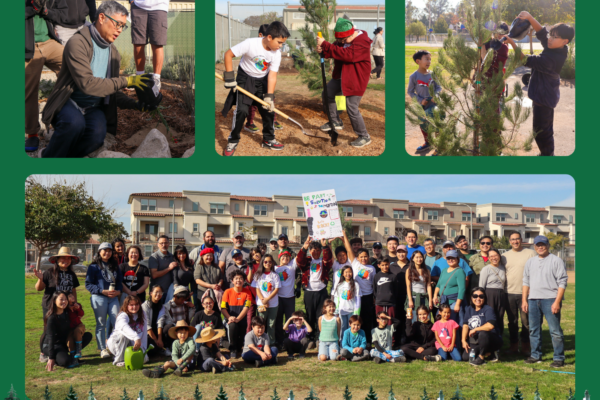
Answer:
[
  {"xmin": 318, "ymin": 341, "xmax": 340, "ymax": 360},
  {"xmin": 90, "ymin": 294, "xmax": 120, "ymax": 350},
  {"xmin": 242, "ymin": 347, "xmax": 278, "ymax": 366},
  {"xmin": 438, "ymin": 347, "xmax": 462, "ymax": 361},
  {"xmin": 528, "ymin": 299, "xmax": 565, "ymax": 361},
  {"xmin": 164, "ymin": 283, "xmax": 175, "ymax": 304},
  {"xmin": 340, "ymin": 313, "xmax": 351, "ymax": 340},
  {"xmin": 42, "ymin": 100, "xmax": 107, "ymax": 158}
]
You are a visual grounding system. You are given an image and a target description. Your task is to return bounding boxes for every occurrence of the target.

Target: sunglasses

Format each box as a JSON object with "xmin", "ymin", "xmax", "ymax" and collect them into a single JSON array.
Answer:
[
  {"xmin": 480, "ymin": 242, "xmax": 492, "ymax": 245},
  {"xmin": 472, "ymin": 294, "xmax": 485, "ymax": 299}
]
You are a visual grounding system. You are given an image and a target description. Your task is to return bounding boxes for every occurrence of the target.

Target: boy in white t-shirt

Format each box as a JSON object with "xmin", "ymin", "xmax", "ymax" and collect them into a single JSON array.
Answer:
[
  {"xmin": 221, "ymin": 21, "xmax": 290, "ymax": 156},
  {"xmin": 274, "ymin": 251, "xmax": 298, "ymax": 346}
]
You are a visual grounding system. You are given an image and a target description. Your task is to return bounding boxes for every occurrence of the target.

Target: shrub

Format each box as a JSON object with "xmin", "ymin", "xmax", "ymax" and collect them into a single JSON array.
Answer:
[
  {"xmin": 120, "ymin": 52, "xmax": 135, "ymax": 74},
  {"xmin": 38, "ymin": 79, "xmax": 56, "ymax": 100},
  {"xmin": 560, "ymin": 41, "xmax": 575, "ymax": 79}
]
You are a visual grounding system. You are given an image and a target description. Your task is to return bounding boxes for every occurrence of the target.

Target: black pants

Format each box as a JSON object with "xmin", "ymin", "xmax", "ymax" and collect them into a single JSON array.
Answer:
[
  {"xmin": 506, "ymin": 293, "xmax": 530, "ymax": 344},
  {"xmin": 532, "ymin": 101, "xmax": 555, "ymax": 156},
  {"xmin": 40, "ymin": 333, "xmax": 92, "ymax": 367},
  {"xmin": 485, "ymin": 288, "xmax": 507, "ymax": 337},
  {"xmin": 147, "ymin": 329, "xmax": 174, "ymax": 355},
  {"xmin": 360, "ymin": 293, "xmax": 375, "ymax": 344},
  {"xmin": 371, "ymin": 56, "xmax": 384, "ymax": 77},
  {"xmin": 304, "ymin": 287, "xmax": 329, "ymax": 340},
  {"xmin": 227, "ymin": 319, "xmax": 247, "ymax": 352},
  {"xmin": 401, "ymin": 342, "xmax": 438, "ymax": 360},
  {"xmin": 461, "ymin": 331, "xmax": 503, "ymax": 360},
  {"xmin": 228, "ymin": 71, "xmax": 275, "ymax": 144},
  {"xmin": 275, "ymin": 296, "xmax": 297, "ymax": 344},
  {"xmin": 283, "ymin": 337, "xmax": 309, "ymax": 355}
]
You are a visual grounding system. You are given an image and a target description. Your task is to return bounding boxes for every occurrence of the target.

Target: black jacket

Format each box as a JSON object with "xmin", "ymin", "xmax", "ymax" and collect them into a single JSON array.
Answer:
[
  {"xmin": 41, "ymin": 313, "xmax": 70, "ymax": 359},
  {"xmin": 25, "ymin": 0, "xmax": 67, "ymax": 59},
  {"xmin": 56, "ymin": 0, "xmax": 97, "ymax": 28},
  {"xmin": 404, "ymin": 319, "xmax": 436, "ymax": 348}
]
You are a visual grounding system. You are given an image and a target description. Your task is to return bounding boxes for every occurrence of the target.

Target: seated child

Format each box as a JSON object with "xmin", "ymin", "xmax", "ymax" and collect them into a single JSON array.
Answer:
[
  {"xmin": 504, "ymin": 12, "xmax": 574, "ymax": 156},
  {"xmin": 66, "ymin": 292, "xmax": 86, "ymax": 359},
  {"xmin": 283, "ymin": 311, "xmax": 312, "ymax": 359},
  {"xmin": 317, "ymin": 299, "xmax": 341, "ymax": 361},
  {"xmin": 196, "ymin": 327, "xmax": 234, "ymax": 374},
  {"xmin": 339, "ymin": 315, "xmax": 370, "ymax": 362},
  {"xmin": 316, "ymin": 18, "xmax": 374, "ymax": 148},
  {"xmin": 407, "ymin": 49, "xmax": 442, "ymax": 155},
  {"xmin": 401, "ymin": 305, "xmax": 438, "ymax": 361},
  {"xmin": 430, "ymin": 304, "xmax": 462, "ymax": 362},
  {"xmin": 106, "ymin": 295, "xmax": 148, "ymax": 367},
  {"xmin": 221, "ymin": 269, "xmax": 254, "ymax": 359},
  {"xmin": 192, "ymin": 296, "xmax": 224, "ymax": 353},
  {"xmin": 142, "ymin": 320, "xmax": 197, "ymax": 378},
  {"xmin": 370, "ymin": 311, "xmax": 406, "ymax": 363},
  {"xmin": 242, "ymin": 316, "xmax": 278, "ymax": 368}
]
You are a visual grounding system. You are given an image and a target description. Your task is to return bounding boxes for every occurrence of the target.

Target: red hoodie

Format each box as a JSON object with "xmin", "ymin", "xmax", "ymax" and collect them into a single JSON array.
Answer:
[
  {"xmin": 320, "ymin": 30, "xmax": 373, "ymax": 97},
  {"xmin": 68, "ymin": 303, "xmax": 84, "ymax": 328}
]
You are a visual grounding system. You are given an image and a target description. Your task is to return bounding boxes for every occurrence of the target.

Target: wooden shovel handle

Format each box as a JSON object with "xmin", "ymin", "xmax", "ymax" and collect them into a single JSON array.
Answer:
[{"xmin": 215, "ymin": 72, "xmax": 291, "ymax": 120}]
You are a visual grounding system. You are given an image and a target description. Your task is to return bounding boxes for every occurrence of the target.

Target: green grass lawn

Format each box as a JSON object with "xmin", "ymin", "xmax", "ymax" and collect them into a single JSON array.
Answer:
[{"xmin": 25, "ymin": 276, "xmax": 574, "ymax": 400}]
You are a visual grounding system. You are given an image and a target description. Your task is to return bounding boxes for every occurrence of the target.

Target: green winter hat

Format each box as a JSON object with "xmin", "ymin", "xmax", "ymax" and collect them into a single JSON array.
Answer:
[{"xmin": 334, "ymin": 18, "xmax": 355, "ymax": 38}]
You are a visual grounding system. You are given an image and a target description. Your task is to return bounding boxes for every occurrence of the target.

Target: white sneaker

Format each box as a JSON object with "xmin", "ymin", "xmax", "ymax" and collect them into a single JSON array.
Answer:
[{"xmin": 100, "ymin": 349, "xmax": 111, "ymax": 359}]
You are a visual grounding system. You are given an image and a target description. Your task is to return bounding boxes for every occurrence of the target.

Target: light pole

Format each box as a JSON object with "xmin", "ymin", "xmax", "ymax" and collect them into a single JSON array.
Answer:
[{"xmin": 457, "ymin": 203, "xmax": 473, "ymax": 250}]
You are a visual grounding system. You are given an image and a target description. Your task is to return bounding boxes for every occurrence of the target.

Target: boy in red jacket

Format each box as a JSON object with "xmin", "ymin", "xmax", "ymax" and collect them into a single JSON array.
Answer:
[
  {"xmin": 67, "ymin": 292, "xmax": 86, "ymax": 359},
  {"xmin": 317, "ymin": 18, "xmax": 373, "ymax": 148}
]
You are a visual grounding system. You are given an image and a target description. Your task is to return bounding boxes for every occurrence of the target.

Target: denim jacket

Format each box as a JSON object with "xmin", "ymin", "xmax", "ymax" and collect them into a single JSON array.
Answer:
[{"xmin": 85, "ymin": 262, "xmax": 123, "ymax": 295}]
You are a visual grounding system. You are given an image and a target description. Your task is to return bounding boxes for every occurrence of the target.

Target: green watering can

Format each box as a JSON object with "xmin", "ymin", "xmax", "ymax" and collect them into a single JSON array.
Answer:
[{"xmin": 124, "ymin": 344, "xmax": 154, "ymax": 371}]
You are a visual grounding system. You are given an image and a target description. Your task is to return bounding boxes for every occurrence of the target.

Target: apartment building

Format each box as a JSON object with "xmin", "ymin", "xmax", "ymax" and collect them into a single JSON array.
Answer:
[{"xmin": 282, "ymin": 5, "xmax": 385, "ymax": 36}]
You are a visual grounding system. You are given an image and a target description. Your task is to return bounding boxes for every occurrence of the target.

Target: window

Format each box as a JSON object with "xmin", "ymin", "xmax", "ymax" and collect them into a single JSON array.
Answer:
[
  {"xmin": 365, "ymin": 227, "xmax": 371, "ymax": 236},
  {"xmin": 553, "ymin": 215, "xmax": 563, "ymax": 224},
  {"xmin": 393, "ymin": 210, "xmax": 404, "ymax": 219},
  {"xmin": 238, "ymin": 222, "xmax": 244, "ymax": 230},
  {"xmin": 451, "ymin": 229, "xmax": 457, "ymax": 237},
  {"xmin": 193, "ymin": 223, "xmax": 199, "ymax": 232},
  {"xmin": 297, "ymin": 207, "xmax": 305, "ymax": 217},
  {"xmin": 487, "ymin": 213, "xmax": 490, "ymax": 220},
  {"xmin": 145, "ymin": 224, "xmax": 157, "ymax": 234},
  {"xmin": 450, "ymin": 211, "xmax": 454, "ymax": 218},
  {"xmin": 293, "ymin": 12, "xmax": 306, "ymax": 19},
  {"xmin": 525, "ymin": 213, "xmax": 535, "ymax": 223},
  {"xmin": 234, "ymin": 203, "xmax": 239, "ymax": 212},
  {"xmin": 210, "ymin": 203, "xmax": 224, "ymax": 214},
  {"xmin": 525, "ymin": 232, "xmax": 532, "ymax": 239},
  {"xmin": 144, "ymin": 245, "xmax": 153, "ymax": 257},
  {"xmin": 343, "ymin": 207, "xmax": 353, "ymax": 217},
  {"xmin": 141, "ymin": 199, "xmax": 156, "ymax": 211},
  {"xmin": 496, "ymin": 213, "xmax": 506, "ymax": 222},
  {"xmin": 462, "ymin": 213, "xmax": 471, "ymax": 222},
  {"xmin": 380, "ymin": 209, "xmax": 384, "ymax": 217},
  {"xmin": 412, "ymin": 210, "xmax": 415, "ymax": 217},
  {"xmin": 427, "ymin": 210, "xmax": 438, "ymax": 221},
  {"xmin": 207, "ymin": 226, "xmax": 214, "ymax": 232},
  {"xmin": 515, "ymin": 213, "xmax": 518, "ymax": 220},
  {"xmin": 169, "ymin": 222, "xmax": 178, "ymax": 233},
  {"xmin": 569, "ymin": 215, "xmax": 573, "ymax": 223},
  {"xmin": 419, "ymin": 226, "xmax": 424, "ymax": 234},
  {"xmin": 364, "ymin": 207, "xmax": 368, "ymax": 215},
  {"xmin": 253, "ymin": 205, "xmax": 267, "ymax": 216},
  {"xmin": 282, "ymin": 227, "xmax": 288, "ymax": 235},
  {"xmin": 284, "ymin": 206, "xmax": 289, "ymax": 213},
  {"xmin": 169, "ymin": 200, "xmax": 174, "ymax": 208},
  {"xmin": 384, "ymin": 227, "xmax": 389, "ymax": 235},
  {"xmin": 493, "ymin": 230, "xmax": 498, "ymax": 236},
  {"xmin": 192, "ymin": 202, "xmax": 199, "ymax": 212}
]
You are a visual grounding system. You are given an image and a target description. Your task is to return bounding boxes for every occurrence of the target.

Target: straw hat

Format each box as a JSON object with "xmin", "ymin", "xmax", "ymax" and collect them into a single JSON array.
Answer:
[
  {"xmin": 49, "ymin": 247, "xmax": 80, "ymax": 265},
  {"xmin": 167, "ymin": 320, "xmax": 197, "ymax": 339},
  {"xmin": 194, "ymin": 327, "xmax": 226, "ymax": 344}
]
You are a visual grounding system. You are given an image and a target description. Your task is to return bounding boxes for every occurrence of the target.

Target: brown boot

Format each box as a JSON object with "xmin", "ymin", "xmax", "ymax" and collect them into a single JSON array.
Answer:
[
  {"xmin": 509, "ymin": 343, "xmax": 519, "ymax": 354},
  {"xmin": 521, "ymin": 342, "xmax": 531, "ymax": 356}
]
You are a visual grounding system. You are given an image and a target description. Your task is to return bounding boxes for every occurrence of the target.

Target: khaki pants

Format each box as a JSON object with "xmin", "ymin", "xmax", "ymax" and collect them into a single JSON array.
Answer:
[{"xmin": 25, "ymin": 40, "xmax": 63, "ymax": 135}]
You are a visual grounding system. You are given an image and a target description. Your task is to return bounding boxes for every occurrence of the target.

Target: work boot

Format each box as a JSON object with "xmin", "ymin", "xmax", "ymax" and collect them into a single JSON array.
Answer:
[
  {"xmin": 74, "ymin": 341, "xmax": 82, "ymax": 358},
  {"xmin": 142, "ymin": 366, "xmax": 165, "ymax": 378},
  {"xmin": 521, "ymin": 342, "xmax": 531, "ymax": 356}
]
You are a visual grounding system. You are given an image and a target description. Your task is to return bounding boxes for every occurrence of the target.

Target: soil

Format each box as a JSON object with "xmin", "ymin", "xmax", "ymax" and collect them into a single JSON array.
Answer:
[
  {"xmin": 405, "ymin": 66, "xmax": 575, "ymax": 156},
  {"xmin": 215, "ymin": 62, "xmax": 386, "ymax": 157}
]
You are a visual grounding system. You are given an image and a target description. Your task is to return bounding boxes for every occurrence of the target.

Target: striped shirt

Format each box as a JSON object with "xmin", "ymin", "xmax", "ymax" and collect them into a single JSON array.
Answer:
[
  {"xmin": 319, "ymin": 315, "xmax": 339, "ymax": 342},
  {"xmin": 221, "ymin": 287, "xmax": 254, "ymax": 317}
]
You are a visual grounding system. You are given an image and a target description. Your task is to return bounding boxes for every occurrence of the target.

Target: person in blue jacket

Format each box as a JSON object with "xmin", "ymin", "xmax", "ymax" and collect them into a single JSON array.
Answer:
[
  {"xmin": 85, "ymin": 242, "xmax": 123, "ymax": 359},
  {"xmin": 339, "ymin": 315, "xmax": 370, "ymax": 362}
]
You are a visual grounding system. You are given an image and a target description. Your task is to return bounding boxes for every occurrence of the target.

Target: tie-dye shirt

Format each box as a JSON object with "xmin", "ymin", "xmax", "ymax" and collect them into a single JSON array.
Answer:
[
  {"xmin": 274, "ymin": 261, "xmax": 298, "ymax": 298},
  {"xmin": 251, "ymin": 271, "xmax": 281, "ymax": 307},
  {"xmin": 351, "ymin": 259, "xmax": 376, "ymax": 296},
  {"xmin": 333, "ymin": 281, "xmax": 362, "ymax": 315}
]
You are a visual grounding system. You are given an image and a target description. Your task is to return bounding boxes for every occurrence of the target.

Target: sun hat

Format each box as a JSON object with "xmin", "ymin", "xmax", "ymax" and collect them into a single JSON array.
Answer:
[
  {"xmin": 49, "ymin": 247, "xmax": 80, "ymax": 265},
  {"xmin": 168, "ymin": 320, "xmax": 197, "ymax": 340},
  {"xmin": 194, "ymin": 327, "xmax": 226, "ymax": 343}
]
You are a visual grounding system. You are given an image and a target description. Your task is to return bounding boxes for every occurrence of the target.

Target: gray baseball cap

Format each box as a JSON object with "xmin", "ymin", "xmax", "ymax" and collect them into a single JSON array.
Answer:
[
  {"xmin": 446, "ymin": 249, "xmax": 459, "ymax": 258},
  {"xmin": 233, "ymin": 231, "xmax": 245, "ymax": 238},
  {"xmin": 442, "ymin": 240, "xmax": 456, "ymax": 248},
  {"xmin": 99, "ymin": 242, "xmax": 113, "ymax": 251}
]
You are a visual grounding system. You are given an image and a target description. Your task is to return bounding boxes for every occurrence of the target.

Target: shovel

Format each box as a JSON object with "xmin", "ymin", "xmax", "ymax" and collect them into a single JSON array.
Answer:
[
  {"xmin": 317, "ymin": 32, "xmax": 338, "ymax": 146},
  {"xmin": 215, "ymin": 72, "xmax": 325, "ymax": 139}
]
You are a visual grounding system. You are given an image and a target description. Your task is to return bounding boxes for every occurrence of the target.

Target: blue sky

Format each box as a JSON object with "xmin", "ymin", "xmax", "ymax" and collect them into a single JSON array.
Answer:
[{"xmin": 33, "ymin": 175, "xmax": 575, "ymax": 229}]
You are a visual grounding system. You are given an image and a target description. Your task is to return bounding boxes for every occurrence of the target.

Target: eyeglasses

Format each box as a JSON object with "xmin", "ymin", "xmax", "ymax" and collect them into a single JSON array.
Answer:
[
  {"xmin": 480, "ymin": 242, "xmax": 492, "ymax": 245},
  {"xmin": 104, "ymin": 14, "xmax": 128, "ymax": 31},
  {"xmin": 158, "ymin": 242, "xmax": 169, "ymax": 245},
  {"xmin": 472, "ymin": 294, "xmax": 485, "ymax": 299}
]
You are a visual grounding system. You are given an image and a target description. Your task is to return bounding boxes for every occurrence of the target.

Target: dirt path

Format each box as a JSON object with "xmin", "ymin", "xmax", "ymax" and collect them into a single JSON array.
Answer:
[
  {"xmin": 405, "ymin": 66, "xmax": 575, "ymax": 156},
  {"xmin": 215, "ymin": 67, "xmax": 385, "ymax": 156}
]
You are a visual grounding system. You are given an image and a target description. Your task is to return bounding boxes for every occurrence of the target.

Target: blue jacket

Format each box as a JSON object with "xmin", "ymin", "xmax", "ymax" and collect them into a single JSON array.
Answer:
[
  {"xmin": 342, "ymin": 328, "xmax": 367, "ymax": 352},
  {"xmin": 85, "ymin": 262, "xmax": 123, "ymax": 295},
  {"xmin": 525, "ymin": 27, "xmax": 568, "ymax": 109}
]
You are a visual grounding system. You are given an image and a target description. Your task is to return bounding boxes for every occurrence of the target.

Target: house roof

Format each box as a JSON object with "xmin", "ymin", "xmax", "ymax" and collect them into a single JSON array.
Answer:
[
  {"xmin": 346, "ymin": 218, "xmax": 375, "ymax": 222},
  {"xmin": 275, "ymin": 218, "xmax": 294, "ymax": 221},
  {"xmin": 231, "ymin": 195, "xmax": 275, "ymax": 203},
  {"xmin": 494, "ymin": 223, "xmax": 526, "ymax": 226},
  {"xmin": 133, "ymin": 212, "xmax": 184, "ymax": 217},
  {"xmin": 285, "ymin": 5, "xmax": 385, "ymax": 10},
  {"xmin": 339, "ymin": 199, "xmax": 371, "ymax": 206},
  {"xmin": 294, "ymin": 218, "xmax": 307, "ymax": 222},
  {"xmin": 130, "ymin": 192, "xmax": 185, "ymax": 198},
  {"xmin": 522, "ymin": 207, "xmax": 546, "ymax": 211},
  {"xmin": 409, "ymin": 202, "xmax": 443, "ymax": 208},
  {"xmin": 231, "ymin": 215, "xmax": 253, "ymax": 219}
]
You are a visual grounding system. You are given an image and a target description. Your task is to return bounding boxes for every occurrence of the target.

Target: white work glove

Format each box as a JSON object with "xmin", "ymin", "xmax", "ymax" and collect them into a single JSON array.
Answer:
[{"xmin": 263, "ymin": 94, "xmax": 275, "ymax": 112}]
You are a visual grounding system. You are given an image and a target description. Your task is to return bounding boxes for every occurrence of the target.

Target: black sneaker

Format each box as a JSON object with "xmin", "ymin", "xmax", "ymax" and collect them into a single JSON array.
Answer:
[
  {"xmin": 393, "ymin": 356, "xmax": 407, "ymax": 363},
  {"xmin": 142, "ymin": 366, "xmax": 165, "ymax": 378},
  {"xmin": 274, "ymin": 121, "xmax": 284, "ymax": 130},
  {"xmin": 255, "ymin": 360, "xmax": 264, "ymax": 368},
  {"xmin": 261, "ymin": 139, "xmax": 284, "ymax": 151},
  {"xmin": 244, "ymin": 123, "xmax": 260, "ymax": 133},
  {"xmin": 350, "ymin": 137, "xmax": 372, "ymax": 148},
  {"xmin": 307, "ymin": 341, "xmax": 316, "ymax": 350},
  {"xmin": 524, "ymin": 357, "xmax": 542, "ymax": 364},
  {"xmin": 223, "ymin": 142, "xmax": 238, "ymax": 156},
  {"xmin": 470, "ymin": 356, "xmax": 486, "ymax": 366},
  {"xmin": 549, "ymin": 360, "xmax": 565, "ymax": 368},
  {"xmin": 320, "ymin": 121, "xmax": 343, "ymax": 131},
  {"xmin": 373, "ymin": 357, "xmax": 383, "ymax": 364},
  {"xmin": 425, "ymin": 355, "xmax": 442, "ymax": 362},
  {"xmin": 25, "ymin": 136, "xmax": 39, "ymax": 152}
]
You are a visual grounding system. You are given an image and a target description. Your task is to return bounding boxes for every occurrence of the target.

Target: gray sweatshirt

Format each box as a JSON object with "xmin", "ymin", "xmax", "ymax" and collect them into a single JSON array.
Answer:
[
  {"xmin": 479, "ymin": 265, "xmax": 507, "ymax": 290},
  {"xmin": 523, "ymin": 254, "xmax": 568, "ymax": 299},
  {"xmin": 407, "ymin": 70, "xmax": 441, "ymax": 105}
]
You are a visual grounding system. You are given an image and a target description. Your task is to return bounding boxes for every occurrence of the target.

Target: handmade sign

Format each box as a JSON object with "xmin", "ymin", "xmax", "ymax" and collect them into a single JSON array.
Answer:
[{"xmin": 302, "ymin": 189, "xmax": 343, "ymax": 240}]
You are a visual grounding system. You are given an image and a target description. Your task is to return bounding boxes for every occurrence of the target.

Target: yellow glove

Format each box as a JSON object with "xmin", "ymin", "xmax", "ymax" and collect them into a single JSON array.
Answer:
[{"xmin": 127, "ymin": 73, "xmax": 154, "ymax": 90}]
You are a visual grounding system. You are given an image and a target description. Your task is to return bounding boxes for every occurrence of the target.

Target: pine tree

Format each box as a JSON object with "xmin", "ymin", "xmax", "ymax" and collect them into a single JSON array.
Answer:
[
  {"xmin": 511, "ymin": 386, "xmax": 524, "ymax": 400},
  {"xmin": 438, "ymin": 391, "xmax": 444, "ymax": 400},
  {"xmin": 305, "ymin": 386, "xmax": 319, "ymax": 400},
  {"xmin": 43, "ymin": 386, "xmax": 52, "ymax": 400},
  {"xmin": 5, "ymin": 385, "xmax": 19, "ymax": 400},
  {"xmin": 87, "ymin": 385, "xmax": 96, "ymax": 400},
  {"xmin": 216, "ymin": 386, "xmax": 228, "ymax": 400},
  {"xmin": 121, "ymin": 388, "xmax": 131, "ymax": 400},
  {"xmin": 194, "ymin": 385, "xmax": 203, "ymax": 400},
  {"xmin": 272, "ymin": 389, "xmax": 281, "ymax": 400},
  {"xmin": 450, "ymin": 386, "xmax": 465, "ymax": 400},
  {"xmin": 365, "ymin": 386, "xmax": 378, "ymax": 400},
  {"xmin": 289, "ymin": 390, "xmax": 295, "ymax": 400},
  {"xmin": 583, "ymin": 391, "xmax": 590, "ymax": 400},
  {"xmin": 387, "ymin": 384, "xmax": 395, "ymax": 400},
  {"xmin": 487, "ymin": 386, "xmax": 498, "ymax": 400},
  {"xmin": 534, "ymin": 384, "xmax": 542, "ymax": 400},
  {"xmin": 421, "ymin": 388, "xmax": 430, "ymax": 400},
  {"xmin": 343, "ymin": 385, "xmax": 352, "ymax": 400},
  {"xmin": 405, "ymin": 0, "xmax": 532, "ymax": 156},
  {"xmin": 155, "ymin": 385, "xmax": 170, "ymax": 400},
  {"xmin": 65, "ymin": 386, "xmax": 78, "ymax": 400},
  {"xmin": 565, "ymin": 389, "xmax": 573, "ymax": 400},
  {"xmin": 292, "ymin": 0, "xmax": 338, "ymax": 93},
  {"xmin": 137, "ymin": 390, "xmax": 145, "ymax": 400}
]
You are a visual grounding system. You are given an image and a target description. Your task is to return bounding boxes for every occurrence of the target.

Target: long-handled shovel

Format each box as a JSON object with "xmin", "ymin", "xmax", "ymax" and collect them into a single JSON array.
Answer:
[
  {"xmin": 215, "ymin": 72, "xmax": 325, "ymax": 139},
  {"xmin": 317, "ymin": 32, "xmax": 338, "ymax": 146}
]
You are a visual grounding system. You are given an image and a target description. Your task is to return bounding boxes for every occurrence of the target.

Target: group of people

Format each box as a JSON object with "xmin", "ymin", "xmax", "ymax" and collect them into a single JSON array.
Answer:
[
  {"xmin": 34, "ymin": 227, "xmax": 568, "ymax": 376},
  {"xmin": 26, "ymin": 0, "xmax": 168, "ymax": 157},
  {"xmin": 220, "ymin": 19, "xmax": 384, "ymax": 156},
  {"xmin": 408, "ymin": 12, "xmax": 574, "ymax": 156}
]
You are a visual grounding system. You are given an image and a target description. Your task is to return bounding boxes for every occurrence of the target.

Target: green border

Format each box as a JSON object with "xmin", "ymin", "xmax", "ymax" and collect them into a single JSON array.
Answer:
[{"xmin": 8, "ymin": 0, "xmax": 588, "ymax": 396}]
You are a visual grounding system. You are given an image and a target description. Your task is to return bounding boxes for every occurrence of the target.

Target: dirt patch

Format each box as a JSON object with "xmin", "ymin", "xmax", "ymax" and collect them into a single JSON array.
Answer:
[
  {"xmin": 568, "ymin": 270, "xmax": 575, "ymax": 283},
  {"xmin": 215, "ymin": 73, "xmax": 385, "ymax": 156}
]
